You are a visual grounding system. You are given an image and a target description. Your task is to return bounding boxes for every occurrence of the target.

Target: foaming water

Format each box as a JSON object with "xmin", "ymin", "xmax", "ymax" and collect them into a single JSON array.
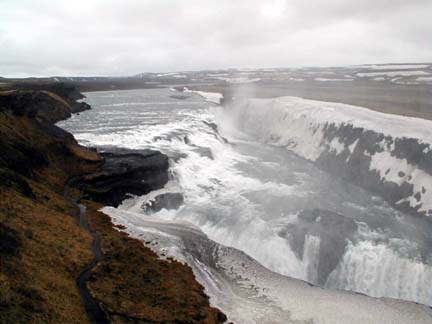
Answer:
[
  {"xmin": 59, "ymin": 88, "xmax": 432, "ymax": 308},
  {"xmin": 326, "ymin": 240, "xmax": 432, "ymax": 304}
]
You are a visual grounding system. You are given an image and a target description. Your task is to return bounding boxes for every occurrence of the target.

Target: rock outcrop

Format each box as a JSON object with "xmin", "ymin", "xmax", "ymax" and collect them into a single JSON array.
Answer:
[
  {"xmin": 0, "ymin": 86, "xmax": 101, "ymax": 181},
  {"xmin": 80, "ymin": 150, "xmax": 169, "ymax": 207},
  {"xmin": 0, "ymin": 88, "xmax": 90, "ymax": 124}
]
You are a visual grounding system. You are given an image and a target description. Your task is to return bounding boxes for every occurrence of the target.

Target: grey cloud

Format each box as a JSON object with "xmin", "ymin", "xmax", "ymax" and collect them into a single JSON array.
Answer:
[{"xmin": 0, "ymin": 0, "xmax": 431, "ymax": 77}]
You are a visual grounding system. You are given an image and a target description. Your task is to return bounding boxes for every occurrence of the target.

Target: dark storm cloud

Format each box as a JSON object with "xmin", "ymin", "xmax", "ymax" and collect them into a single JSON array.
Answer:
[{"xmin": 0, "ymin": 0, "xmax": 431, "ymax": 77}]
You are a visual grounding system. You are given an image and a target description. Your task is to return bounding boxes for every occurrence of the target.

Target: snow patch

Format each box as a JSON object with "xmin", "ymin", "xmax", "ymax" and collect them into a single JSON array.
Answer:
[
  {"xmin": 356, "ymin": 64, "xmax": 430, "ymax": 70},
  {"xmin": 329, "ymin": 137, "xmax": 345, "ymax": 155},
  {"xmin": 183, "ymin": 87, "xmax": 223, "ymax": 104},
  {"xmin": 369, "ymin": 151, "xmax": 432, "ymax": 214},
  {"xmin": 214, "ymin": 77, "xmax": 261, "ymax": 84},
  {"xmin": 357, "ymin": 71, "xmax": 430, "ymax": 77},
  {"xmin": 348, "ymin": 139, "xmax": 359, "ymax": 154},
  {"xmin": 225, "ymin": 96, "xmax": 432, "ymax": 216}
]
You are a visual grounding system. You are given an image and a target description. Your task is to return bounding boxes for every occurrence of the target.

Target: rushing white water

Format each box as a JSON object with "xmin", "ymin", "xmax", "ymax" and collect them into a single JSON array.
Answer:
[
  {"xmin": 326, "ymin": 240, "xmax": 432, "ymax": 304},
  {"xmin": 102, "ymin": 206, "xmax": 432, "ymax": 324},
  {"xmin": 59, "ymin": 88, "xmax": 432, "ymax": 321},
  {"xmin": 302, "ymin": 234, "xmax": 321, "ymax": 284}
]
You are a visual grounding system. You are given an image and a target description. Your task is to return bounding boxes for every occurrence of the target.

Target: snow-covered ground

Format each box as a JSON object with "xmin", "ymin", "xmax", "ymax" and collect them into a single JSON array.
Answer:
[
  {"xmin": 213, "ymin": 77, "xmax": 261, "ymax": 84},
  {"xmin": 133, "ymin": 62, "xmax": 431, "ymax": 86},
  {"xmin": 356, "ymin": 64, "xmax": 430, "ymax": 70},
  {"xmin": 229, "ymin": 96, "xmax": 432, "ymax": 153},
  {"xmin": 183, "ymin": 87, "xmax": 223, "ymax": 104},
  {"xmin": 357, "ymin": 71, "xmax": 430, "ymax": 77}
]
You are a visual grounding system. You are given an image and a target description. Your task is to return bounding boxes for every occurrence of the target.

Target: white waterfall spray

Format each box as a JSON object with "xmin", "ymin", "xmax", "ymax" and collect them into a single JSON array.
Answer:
[
  {"xmin": 302, "ymin": 234, "xmax": 321, "ymax": 283},
  {"xmin": 326, "ymin": 240, "xmax": 432, "ymax": 305}
]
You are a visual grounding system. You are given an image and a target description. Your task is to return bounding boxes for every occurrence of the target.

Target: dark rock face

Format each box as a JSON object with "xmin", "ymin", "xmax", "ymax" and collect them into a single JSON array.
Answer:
[
  {"xmin": 0, "ymin": 88, "xmax": 100, "ymax": 180},
  {"xmin": 169, "ymin": 94, "xmax": 190, "ymax": 100},
  {"xmin": 80, "ymin": 150, "xmax": 169, "ymax": 207},
  {"xmin": 315, "ymin": 123, "xmax": 432, "ymax": 218},
  {"xmin": 279, "ymin": 209, "xmax": 357, "ymax": 285},
  {"xmin": 0, "ymin": 87, "xmax": 90, "ymax": 124},
  {"xmin": 142, "ymin": 192, "xmax": 184, "ymax": 213}
]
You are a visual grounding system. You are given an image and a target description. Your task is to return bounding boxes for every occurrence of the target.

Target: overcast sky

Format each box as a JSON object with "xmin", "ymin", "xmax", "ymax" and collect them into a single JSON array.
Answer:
[{"xmin": 1, "ymin": 0, "xmax": 431, "ymax": 77}]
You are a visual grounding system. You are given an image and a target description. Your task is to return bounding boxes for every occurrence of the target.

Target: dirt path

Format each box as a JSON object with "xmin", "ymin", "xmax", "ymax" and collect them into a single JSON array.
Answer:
[{"xmin": 64, "ymin": 178, "xmax": 110, "ymax": 324}]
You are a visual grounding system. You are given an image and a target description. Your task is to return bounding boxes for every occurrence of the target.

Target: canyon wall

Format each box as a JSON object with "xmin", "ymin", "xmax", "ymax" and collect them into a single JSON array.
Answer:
[{"xmin": 227, "ymin": 96, "xmax": 432, "ymax": 217}]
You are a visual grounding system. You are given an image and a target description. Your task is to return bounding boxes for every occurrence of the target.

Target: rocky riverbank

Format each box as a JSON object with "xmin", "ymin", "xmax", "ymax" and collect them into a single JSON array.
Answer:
[{"xmin": 0, "ymin": 83, "xmax": 226, "ymax": 324}]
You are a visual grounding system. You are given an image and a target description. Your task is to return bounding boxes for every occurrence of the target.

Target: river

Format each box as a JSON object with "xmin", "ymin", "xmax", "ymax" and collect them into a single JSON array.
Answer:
[{"xmin": 59, "ymin": 88, "xmax": 432, "ymax": 324}]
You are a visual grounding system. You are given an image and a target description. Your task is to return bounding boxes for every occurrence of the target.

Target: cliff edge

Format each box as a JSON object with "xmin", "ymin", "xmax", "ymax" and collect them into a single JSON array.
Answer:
[{"xmin": 0, "ymin": 84, "xmax": 226, "ymax": 324}]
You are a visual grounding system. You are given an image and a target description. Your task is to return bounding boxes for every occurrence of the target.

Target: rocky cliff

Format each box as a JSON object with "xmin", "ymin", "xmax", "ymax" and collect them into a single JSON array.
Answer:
[
  {"xmin": 80, "ymin": 150, "xmax": 169, "ymax": 207},
  {"xmin": 0, "ymin": 83, "xmax": 226, "ymax": 324},
  {"xmin": 226, "ymin": 96, "xmax": 432, "ymax": 218}
]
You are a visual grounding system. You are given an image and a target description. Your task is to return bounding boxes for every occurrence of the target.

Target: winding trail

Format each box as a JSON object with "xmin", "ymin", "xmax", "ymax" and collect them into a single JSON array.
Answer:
[{"xmin": 64, "ymin": 177, "xmax": 110, "ymax": 324}]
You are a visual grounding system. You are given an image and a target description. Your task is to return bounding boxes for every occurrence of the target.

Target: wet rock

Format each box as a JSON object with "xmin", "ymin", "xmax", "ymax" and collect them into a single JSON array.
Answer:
[
  {"xmin": 80, "ymin": 149, "xmax": 169, "ymax": 207},
  {"xmin": 280, "ymin": 208, "xmax": 357, "ymax": 285},
  {"xmin": 142, "ymin": 192, "xmax": 184, "ymax": 213}
]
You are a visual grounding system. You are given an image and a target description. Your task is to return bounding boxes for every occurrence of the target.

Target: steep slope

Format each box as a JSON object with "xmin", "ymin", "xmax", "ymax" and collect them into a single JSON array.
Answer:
[{"xmin": 0, "ymin": 85, "xmax": 226, "ymax": 324}]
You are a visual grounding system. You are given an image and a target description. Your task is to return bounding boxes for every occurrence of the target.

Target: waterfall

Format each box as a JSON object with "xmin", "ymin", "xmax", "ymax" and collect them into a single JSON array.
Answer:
[
  {"xmin": 326, "ymin": 240, "xmax": 432, "ymax": 306},
  {"xmin": 302, "ymin": 234, "xmax": 321, "ymax": 283}
]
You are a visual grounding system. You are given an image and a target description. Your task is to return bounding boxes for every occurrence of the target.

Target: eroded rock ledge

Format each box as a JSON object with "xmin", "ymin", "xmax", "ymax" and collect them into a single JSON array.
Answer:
[{"xmin": 79, "ymin": 150, "xmax": 169, "ymax": 207}]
